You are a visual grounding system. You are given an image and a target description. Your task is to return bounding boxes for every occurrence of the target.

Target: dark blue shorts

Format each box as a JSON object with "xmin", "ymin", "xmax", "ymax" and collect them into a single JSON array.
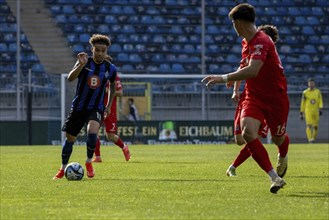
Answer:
[{"xmin": 62, "ymin": 109, "xmax": 103, "ymax": 137}]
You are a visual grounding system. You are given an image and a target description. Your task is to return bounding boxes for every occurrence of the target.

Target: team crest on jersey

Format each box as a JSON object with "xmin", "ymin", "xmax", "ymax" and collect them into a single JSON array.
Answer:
[
  {"xmin": 253, "ymin": 44, "xmax": 263, "ymax": 55},
  {"xmin": 310, "ymin": 99, "xmax": 316, "ymax": 105},
  {"xmin": 105, "ymin": 71, "xmax": 109, "ymax": 79},
  {"xmin": 88, "ymin": 75, "xmax": 101, "ymax": 89}
]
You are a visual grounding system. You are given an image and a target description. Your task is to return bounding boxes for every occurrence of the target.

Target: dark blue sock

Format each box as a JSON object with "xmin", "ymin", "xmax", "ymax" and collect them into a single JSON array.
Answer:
[
  {"xmin": 62, "ymin": 140, "xmax": 74, "ymax": 165},
  {"xmin": 87, "ymin": 133, "xmax": 97, "ymax": 159}
]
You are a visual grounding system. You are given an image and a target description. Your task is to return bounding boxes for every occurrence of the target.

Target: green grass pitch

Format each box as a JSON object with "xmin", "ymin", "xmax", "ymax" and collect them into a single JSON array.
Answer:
[{"xmin": 1, "ymin": 144, "xmax": 328, "ymax": 219}]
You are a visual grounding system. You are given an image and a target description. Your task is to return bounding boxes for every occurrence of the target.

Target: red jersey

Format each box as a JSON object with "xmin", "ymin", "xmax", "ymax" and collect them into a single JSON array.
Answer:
[
  {"xmin": 242, "ymin": 31, "xmax": 287, "ymax": 101},
  {"xmin": 104, "ymin": 75, "xmax": 122, "ymax": 117}
]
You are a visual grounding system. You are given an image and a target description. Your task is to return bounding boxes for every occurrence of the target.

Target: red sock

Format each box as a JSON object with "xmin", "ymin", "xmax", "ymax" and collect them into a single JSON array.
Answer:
[
  {"xmin": 232, "ymin": 146, "xmax": 251, "ymax": 168},
  {"xmin": 278, "ymin": 134, "xmax": 289, "ymax": 157},
  {"xmin": 246, "ymin": 138, "xmax": 273, "ymax": 173},
  {"xmin": 115, "ymin": 138, "xmax": 125, "ymax": 148},
  {"xmin": 94, "ymin": 138, "xmax": 101, "ymax": 156}
]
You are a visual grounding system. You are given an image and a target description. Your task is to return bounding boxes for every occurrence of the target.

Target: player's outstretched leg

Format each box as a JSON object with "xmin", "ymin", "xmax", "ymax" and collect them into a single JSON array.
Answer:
[
  {"xmin": 53, "ymin": 169, "xmax": 65, "ymax": 179},
  {"xmin": 85, "ymin": 162, "xmax": 95, "ymax": 178},
  {"xmin": 122, "ymin": 144, "xmax": 131, "ymax": 161},
  {"xmin": 53, "ymin": 139, "xmax": 74, "ymax": 179},
  {"xmin": 226, "ymin": 165, "xmax": 237, "ymax": 177},
  {"xmin": 275, "ymin": 134, "xmax": 289, "ymax": 178},
  {"xmin": 270, "ymin": 177, "xmax": 286, "ymax": 194},
  {"xmin": 92, "ymin": 137, "xmax": 102, "ymax": 163},
  {"xmin": 86, "ymin": 133, "xmax": 97, "ymax": 178}
]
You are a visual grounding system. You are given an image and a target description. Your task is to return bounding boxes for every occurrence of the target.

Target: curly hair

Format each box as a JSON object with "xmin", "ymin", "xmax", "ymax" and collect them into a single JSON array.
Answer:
[
  {"xmin": 89, "ymin": 34, "xmax": 111, "ymax": 47},
  {"xmin": 258, "ymin": 25, "xmax": 280, "ymax": 43}
]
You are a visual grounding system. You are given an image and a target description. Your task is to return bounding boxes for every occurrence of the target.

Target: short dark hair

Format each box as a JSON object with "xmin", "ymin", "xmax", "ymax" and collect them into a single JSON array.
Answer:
[
  {"xmin": 258, "ymin": 25, "xmax": 280, "ymax": 43},
  {"xmin": 228, "ymin": 3, "xmax": 256, "ymax": 23},
  {"xmin": 89, "ymin": 34, "xmax": 111, "ymax": 47},
  {"xmin": 308, "ymin": 78, "xmax": 315, "ymax": 82}
]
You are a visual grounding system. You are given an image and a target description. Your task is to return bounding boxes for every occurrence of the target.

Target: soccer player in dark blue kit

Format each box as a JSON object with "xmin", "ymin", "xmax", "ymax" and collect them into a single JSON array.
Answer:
[{"xmin": 53, "ymin": 34, "xmax": 117, "ymax": 179}]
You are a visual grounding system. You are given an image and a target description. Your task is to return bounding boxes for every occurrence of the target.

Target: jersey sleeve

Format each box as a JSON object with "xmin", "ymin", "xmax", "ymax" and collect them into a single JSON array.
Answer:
[
  {"xmin": 300, "ymin": 90, "xmax": 306, "ymax": 112},
  {"xmin": 108, "ymin": 64, "xmax": 117, "ymax": 83},
  {"xmin": 318, "ymin": 90, "xmax": 323, "ymax": 109},
  {"xmin": 249, "ymin": 37, "xmax": 271, "ymax": 63}
]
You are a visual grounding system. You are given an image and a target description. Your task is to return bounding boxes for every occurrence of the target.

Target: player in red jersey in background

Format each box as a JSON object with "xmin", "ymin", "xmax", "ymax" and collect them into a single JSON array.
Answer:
[
  {"xmin": 226, "ymin": 25, "xmax": 279, "ymax": 177},
  {"xmin": 93, "ymin": 72, "xmax": 131, "ymax": 162},
  {"xmin": 202, "ymin": 4, "xmax": 289, "ymax": 193}
]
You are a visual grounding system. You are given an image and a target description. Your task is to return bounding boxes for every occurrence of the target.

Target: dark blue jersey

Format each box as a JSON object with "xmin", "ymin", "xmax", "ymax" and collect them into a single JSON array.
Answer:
[{"xmin": 71, "ymin": 58, "xmax": 117, "ymax": 111}]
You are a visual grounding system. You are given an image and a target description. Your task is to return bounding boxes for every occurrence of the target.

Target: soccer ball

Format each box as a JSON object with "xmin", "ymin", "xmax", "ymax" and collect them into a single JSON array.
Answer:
[{"xmin": 64, "ymin": 162, "xmax": 84, "ymax": 181}]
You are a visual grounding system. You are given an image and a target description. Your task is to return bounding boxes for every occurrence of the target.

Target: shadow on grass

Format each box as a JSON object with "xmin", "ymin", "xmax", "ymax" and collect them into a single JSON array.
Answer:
[
  {"xmin": 92, "ymin": 178, "xmax": 234, "ymax": 183},
  {"xmin": 288, "ymin": 192, "xmax": 329, "ymax": 198},
  {"xmin": 102, "ymin": 161, "xmax": 212, "ymax": 165},
  {"xmin": 288, "ymin": 175, "xmax": 329, "ymax": 179}
]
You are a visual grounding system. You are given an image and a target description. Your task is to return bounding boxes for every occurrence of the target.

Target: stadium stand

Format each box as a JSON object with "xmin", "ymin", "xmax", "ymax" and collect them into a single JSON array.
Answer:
[
  {"xmin": 40, "ymin": 0, "xmax": 328, "ymax": 89},
  {"xmin": 0, "ymin": 1, "xmax": 47, "ymax": 92},
  {"xmin": 1, "ymin": 0, "xmax": 328, "ymax": 115}
]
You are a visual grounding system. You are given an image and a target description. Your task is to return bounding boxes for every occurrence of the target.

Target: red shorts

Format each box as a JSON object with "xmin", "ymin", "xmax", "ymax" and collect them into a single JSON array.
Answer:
[
  {"xmin": 240, "ymin": 95, "xmax": 289, "ymax": 137},
  {"xmin": 103, "ymin": 114, "xmax": 117, "ymax": 134},
  {"xmin": 234, "ymin": 103, "xmax": 268, "ymax": 138}
]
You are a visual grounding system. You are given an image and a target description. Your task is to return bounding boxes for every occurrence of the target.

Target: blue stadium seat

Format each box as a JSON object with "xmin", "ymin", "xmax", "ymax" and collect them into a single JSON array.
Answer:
[
  {"xmin": 31, "ymin": 63, "xmax": 45, "ymax": 73},
  {"xmin": 117, "ymin": 53, "xmax": 129, "ymax": 62},
  {"xmin": 105, "ymin": 15, "xmax": 117, "ymax": 24},
  {"xmin": 170, "ymin": 26, "xmax": 183, "ymax": 34},
  {"xmin": 27, "ymin": 53, "xmax": 38, "ymax": 61},
  {"xmin": 72, "ymin": 44, "xmax": 84, "ymax": 52},
  {"xmin": 123, "ymin": 6, "xmax": 135, "ymax": 14},
  {"xmin": 67, "ymin": 34, "xmax": 78, "ymax": 43},
  {"xmin": 207, "ymin": 45, "xmax": 218, "ymax": 53},
  {"xmin": 159, "ymin": 63, "xmax": 171, "ymax": 72},
  {"xmin": 303, "ymin": 45, "xmax": 317, "ymax": 54},
  {"xmin": 322, "ymin": 55, "xmax": 329, "ymax": 63},
  {"xmin": 68, "ymin": 15, "xmax": 79, "ymax": 23},
  {"xmin": 74, "ymin": 24, "xmax": 85, "ymax": 33},
  {"xmin": 55, "ymin": 14, "xmax": 67, "ymax": 23},
  {"xmin": 209, "ymin": 64, "xmax": 220, "ymax": 73},
  {"xmin": 298, "ymin": 54, "xmax": 313, "ymax": 63},
  {"xmin": 302, "ymin": 26, "xmax": 315, "ymax": 35},
  {"xmin": 153, "ymin": 35, "xmax": 166, "ymax": 43},
  {"xmin": 111, "ymin": 6, "xmax": 122, "ymax": 14},
  {"xmin": 79, "ymin": 34, "xmax": 89, "ymax": 43},
  {"xmin": 183, "ymin": 45, "xmax": 195, "ymax": 53},
  {"xmin": 97, "ymin": 24, "xmax": 110, "ymax": 34},
  {"xmin": 123, "ymin": 44, "xmax": 134, "ymax": 52},
  {"xmin": 81, "ymin": 15, "xmax": 93, "ymax": 23},
  {"xmin": 226, "ymin": 54, "xmax": 239, "ymax": 63},
  {"xmin": 98, "ymin": 6, "xmax": 109, "ymax": 14},
  {"xmin": 172, "ymin": 63, "xmax": 185, "ymax": 73},
  {"xmin": 0, "ymin": 43, "xmax": 8, "ymax": 52},
  {"xmin": 62, "ymin": 5, "xmax": 75, "ymax": 14},
  {"xmin": 121, "ymin": 64, "xmax": 134, "ymax": 71},
  {"xmin": 203, "ymin": 35, "xmax": 213, "ymax": 44},
  {"xmin": 152, "ymin": 54, "xmax": 164, "ymax": 62},
  {"xmin": 110, "ymin": 44, "xmax": 122, "ymax": 52},
  {"xmin": 312, "ymin": 7, "xmax": 324, "ymax": 16}
]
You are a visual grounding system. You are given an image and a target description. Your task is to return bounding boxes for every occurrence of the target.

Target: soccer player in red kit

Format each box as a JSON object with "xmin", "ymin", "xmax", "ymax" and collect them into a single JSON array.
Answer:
[
  {"xmin": 202, "ymin": 4, "xmax": 289, "ymax": 193},
  {"xmin": 226, "ymin": 25, "xmax": 279, "ymax": 177},
  {"xmin": 93, "ymin": 74, "xmax": 131, "ymax": 162}
]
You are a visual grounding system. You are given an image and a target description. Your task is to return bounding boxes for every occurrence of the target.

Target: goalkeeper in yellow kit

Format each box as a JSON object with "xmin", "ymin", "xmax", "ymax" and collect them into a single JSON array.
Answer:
[{"xmin": 300, "ymin": 78, "xmax": 323, "ymax": 143}]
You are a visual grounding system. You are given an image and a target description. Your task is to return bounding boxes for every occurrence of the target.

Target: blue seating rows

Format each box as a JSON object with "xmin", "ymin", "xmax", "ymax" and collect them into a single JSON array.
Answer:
[
  {"xmin": 43, "ymin": 0, "xmax": 328, "ymax": 77},
  {"xmin": 0, "ymin": 1, "xmax": 45, "ymax": 75},
  {"xmin": 2, "ymin": 0, "xmax": 328, "ymax": 92}
]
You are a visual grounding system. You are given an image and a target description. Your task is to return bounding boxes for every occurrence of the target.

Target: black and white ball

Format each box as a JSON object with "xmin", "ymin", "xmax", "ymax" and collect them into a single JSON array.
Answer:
[{"xmin": 64, "ymin": 162, "xmax": 84, "ymax": 181}]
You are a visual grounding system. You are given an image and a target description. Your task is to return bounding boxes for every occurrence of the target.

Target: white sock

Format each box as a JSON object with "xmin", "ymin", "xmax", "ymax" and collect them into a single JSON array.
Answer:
[
  {"xmin": 268, "ymin": 169, "xmax": 279, "ymax": 181},
  {"xmin": 230, "ymin": 165, "xmax": 236, "ymax": 170}
]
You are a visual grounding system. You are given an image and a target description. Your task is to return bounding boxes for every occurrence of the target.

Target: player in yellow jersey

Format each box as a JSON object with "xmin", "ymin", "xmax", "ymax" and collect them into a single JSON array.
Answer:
[{"xmin": 300, "ymin": 78, "xmax": 323, "ymax": 143}]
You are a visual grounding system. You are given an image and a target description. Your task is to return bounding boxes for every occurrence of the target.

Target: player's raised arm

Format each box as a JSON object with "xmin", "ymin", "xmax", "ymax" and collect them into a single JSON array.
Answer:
[{"xmin": 67, "ymin": 52, "xmax": 88, "ymax": 82}]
